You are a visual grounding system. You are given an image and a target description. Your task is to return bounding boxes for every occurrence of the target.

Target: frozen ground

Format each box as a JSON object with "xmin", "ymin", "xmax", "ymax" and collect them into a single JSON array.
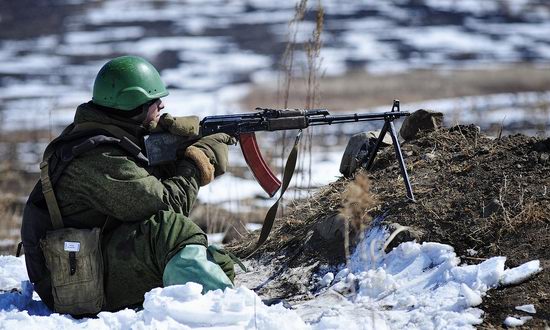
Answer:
[{"xmin": 0, "ymin": 225, "xmax": 541, "ymax": 329}]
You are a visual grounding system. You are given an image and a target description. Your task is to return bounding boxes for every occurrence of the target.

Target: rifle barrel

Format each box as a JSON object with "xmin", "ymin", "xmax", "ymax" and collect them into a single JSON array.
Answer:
[{"xmin": 308, "ymin": 111, "xmax": 410, "ymax": 126}]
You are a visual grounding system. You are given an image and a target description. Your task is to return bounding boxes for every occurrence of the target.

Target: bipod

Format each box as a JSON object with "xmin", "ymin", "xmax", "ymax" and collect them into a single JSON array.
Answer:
[{"xmin": 363, "ymin": 100, "xmax": 415, "ymax": 202}]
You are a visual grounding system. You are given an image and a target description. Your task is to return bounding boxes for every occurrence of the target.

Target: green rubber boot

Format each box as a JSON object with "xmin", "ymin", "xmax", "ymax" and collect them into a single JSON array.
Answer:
[{"xmin": 163, "ymin": 245, "xmax": 234, "ymax": 293}]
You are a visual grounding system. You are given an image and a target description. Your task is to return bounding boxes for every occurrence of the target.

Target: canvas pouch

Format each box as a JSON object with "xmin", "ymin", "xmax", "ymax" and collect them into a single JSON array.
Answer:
[{"xmin": 40, "ymin": 227, "xmax": 104, "ymax": 315}]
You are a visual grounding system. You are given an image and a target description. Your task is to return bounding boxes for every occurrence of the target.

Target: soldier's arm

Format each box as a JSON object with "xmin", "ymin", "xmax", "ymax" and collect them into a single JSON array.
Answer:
[{"xmin": 68, "ymin": 147, "xmax": 202, "ymax": 221}]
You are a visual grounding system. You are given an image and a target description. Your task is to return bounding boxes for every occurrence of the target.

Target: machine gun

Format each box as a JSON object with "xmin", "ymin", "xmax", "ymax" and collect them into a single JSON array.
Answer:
[
  {"xmin": 145, "ymin": 99, "xmax": 414, "ymax": 201},
  {"xmin": 145, "ymin": 100, "xmax": 414, "ymax": 250}
]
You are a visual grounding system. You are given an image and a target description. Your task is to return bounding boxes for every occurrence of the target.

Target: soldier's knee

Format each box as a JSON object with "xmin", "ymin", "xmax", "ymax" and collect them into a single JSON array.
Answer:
[{"xmin": 148, "ymin": 210, "xmax": 207, "ymax": 266}]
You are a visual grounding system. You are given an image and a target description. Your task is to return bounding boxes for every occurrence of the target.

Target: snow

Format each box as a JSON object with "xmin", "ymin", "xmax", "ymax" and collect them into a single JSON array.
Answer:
[
  {"xmin": 0, "ymin": 225, "xmax": 542, "ymax": 329},
  {"xmin": 296, "ymin": 226, "xmax": 542, "ymax": 329},
  {"xmin": 140, "ymin": 284, "xmax": 308, "ymax": 329},
  {"xmin": 503, "ymin": 315, "xmax": 533, "ymax": 327},
  {"xmin": 424, "ymin": 0, "xmax": 499, "ymax": 15},
  {"xmin": 500, "ymin": 260, "xmax": 542, "ymax": 286},
  {"xmin": 334, "ymin": 268, "xmax": 350, "ymax": 282},
  {"xmin": 319, "ymin": 272, "xmax": 334, "ymax": 287},
  {"xmin": 0, "ymin": 257, "xmax": 28, "ymax": 291},
  {"xmin": 460, "ymin": 283, "xmax": 482, "ymax": 307},
  {"xmin": 64, "ymin": 27, "xmax": 145, "ymax": 45},
  {"xmin": 0, "ymin": 274, "xmax": 308, "ymax": 329},
  {"xmin": 198, "ymin": 174, "xmax": 267, "ymax": 205},
  {"xmin": 515, "ymin": 304, "xmax": 536, "ymax": 314}
]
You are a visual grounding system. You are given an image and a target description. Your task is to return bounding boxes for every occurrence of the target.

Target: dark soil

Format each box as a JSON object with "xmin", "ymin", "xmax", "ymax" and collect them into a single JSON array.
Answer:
[{"xmin": 228, "ymin": 125, "xmax": 550, "ymax": 329}]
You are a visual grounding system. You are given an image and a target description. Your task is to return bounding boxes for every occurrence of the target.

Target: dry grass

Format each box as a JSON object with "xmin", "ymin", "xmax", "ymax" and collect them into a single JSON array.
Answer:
[
  {"xmin": 0, "ymin": 193, "xmax": 23, "ymax": 255},
  {"xmin": 0, "ymin": 131, "xmax": 47, "ymax": 255},
  {"xmin": 339, "ymin": 171, "xmax": 378, "ymax": 232},
  {"xmin": 303, "ymin": 0, "xmax": 324, "ymax": 110},
  {"xmin": 339, "ymin": 171, "xmax": 378, "ymax": 263},
  {"xmin": 243, "ymin": 64, "xmax": 550, "ymax": 111},
  {"xmin": 189, "ymin": 201, "xmax": 268, "ymax": 243},
  {"xmin": 277, "ymin": 0, "xmax": 325, "ymax": 193},
  {"xmin": 278, "ymin": 0, "xmax": 308, "ymax": 109}
]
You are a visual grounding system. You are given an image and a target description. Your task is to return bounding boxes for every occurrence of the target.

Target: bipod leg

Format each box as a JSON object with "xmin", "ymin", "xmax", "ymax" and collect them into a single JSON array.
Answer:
[
  {"xmin": 364, "ymin": 121, "xmax": 390, "ymax": 171},
  {"xmin": 387, "ymin": 120, "xmax": 415, "ymax": 202}
]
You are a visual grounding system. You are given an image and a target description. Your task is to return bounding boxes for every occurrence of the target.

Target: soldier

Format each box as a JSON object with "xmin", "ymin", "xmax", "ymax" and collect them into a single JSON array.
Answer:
[{"xmin": 21, "ymin": 55, "xmax": 236, "ymax": 315}]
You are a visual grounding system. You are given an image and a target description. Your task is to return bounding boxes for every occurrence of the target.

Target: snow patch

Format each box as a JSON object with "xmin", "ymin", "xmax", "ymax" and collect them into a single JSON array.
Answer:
[
  {"xmin": 0, "ymin": 280, "xmax": 308, "ymax": 329},
  {"xmin": 515, "ymin": 304, "xmax": 536, "ymax": 314},
  {"xmin": 503, "ymin": 315, "xmax": 533, "ymax": 327},
  {"xmin": 0, "ymin": 256, "xmax": 29, "ymax": 291},
  {"xmin": 319, "ymin": 272, "xmax": 334, "ymax": 287},
  {"xmin": 501, "ymin": 260, "xmax": 542, "ymax": 286}
]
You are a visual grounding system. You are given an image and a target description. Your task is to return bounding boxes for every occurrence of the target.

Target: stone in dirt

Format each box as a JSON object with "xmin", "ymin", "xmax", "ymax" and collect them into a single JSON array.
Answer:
[
  {"xmin": 399, "ymin": 109, "xmax": 443, "ymax": 141},
  {"xmin": 339, "ymin": 131, "xmax": 391, "ymax": 177}
]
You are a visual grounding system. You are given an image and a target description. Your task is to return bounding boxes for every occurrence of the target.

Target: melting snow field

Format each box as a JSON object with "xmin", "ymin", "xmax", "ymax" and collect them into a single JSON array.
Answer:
[{"xmin": 0, "ymin": 226, "xmax": 541, "ymax": 329}]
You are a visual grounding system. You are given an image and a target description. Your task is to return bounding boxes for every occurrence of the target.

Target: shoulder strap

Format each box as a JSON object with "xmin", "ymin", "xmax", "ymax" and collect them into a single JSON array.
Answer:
[
  {"xmin": 39, "ymin": 124, "xmax": 77, "ymax": 230},
  {"xmin": 40, "ymin": 160, "xmax": 64, "ymax": 230}
]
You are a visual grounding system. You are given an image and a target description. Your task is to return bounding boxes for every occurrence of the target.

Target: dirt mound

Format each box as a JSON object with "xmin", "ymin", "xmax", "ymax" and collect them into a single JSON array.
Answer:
[
  {"xmin": 373, "ymin": 125, "xmax": 549, "ymax": 328},
  {"xmin": 228, "ymin": 125, "xmax": 549, "ymax": 328}
]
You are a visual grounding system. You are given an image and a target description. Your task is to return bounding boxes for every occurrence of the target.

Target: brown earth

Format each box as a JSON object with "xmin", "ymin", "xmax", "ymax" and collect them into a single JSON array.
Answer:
[{"xmin": 228, "ymin": 124, "xmax": 550, "ymax": 329}]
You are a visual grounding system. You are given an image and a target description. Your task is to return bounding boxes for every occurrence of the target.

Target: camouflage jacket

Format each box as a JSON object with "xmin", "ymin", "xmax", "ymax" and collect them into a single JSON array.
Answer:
[{"xmin": 55, "ymin": 102, "xmax": 202, "ymax": 227}]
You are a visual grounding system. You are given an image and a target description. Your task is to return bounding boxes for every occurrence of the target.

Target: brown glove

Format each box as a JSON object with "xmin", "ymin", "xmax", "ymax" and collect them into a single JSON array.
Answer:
[
  {"xmin": 151, "ymin": 113, "xmax": 200, "ymax": 137},
  {"xmin": 184, "ymin": 133, "xmax": 236, "ymax": 186}
]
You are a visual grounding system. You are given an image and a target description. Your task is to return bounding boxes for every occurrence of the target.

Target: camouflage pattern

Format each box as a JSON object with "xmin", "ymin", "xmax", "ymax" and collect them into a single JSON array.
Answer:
[
  {"xmin": 55, "ymin": 102, "xmax": 208, "ymax": 310},
  {"xmin": 102, "ymin": 210, "xmax": 206, "ymax": 311}
]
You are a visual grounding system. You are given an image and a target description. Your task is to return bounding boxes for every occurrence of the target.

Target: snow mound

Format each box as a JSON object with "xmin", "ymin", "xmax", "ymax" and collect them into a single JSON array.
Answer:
[
  {"xmin": 0, "ymin": 279, "xmax": 307, "ymax": 330},
  {"xmin": 297, "ymin": 226, "xmax": 542, "ymax": 329},
  {"xmin": 515, "ymin": 304, "xmax": 536, "ymax": 314},
  {"xmin": 501, "ymin": 260, "xmax": 542, "ymax": 286},
  {"xmin": 140, "ymin": 283, "xmax": 307, "ymax": 329}
]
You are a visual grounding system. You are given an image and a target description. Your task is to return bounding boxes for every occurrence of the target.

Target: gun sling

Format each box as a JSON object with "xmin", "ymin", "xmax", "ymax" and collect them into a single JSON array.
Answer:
[{"xmin": 247, "ymin": 130, "xmax": 302, "ymax": 257}]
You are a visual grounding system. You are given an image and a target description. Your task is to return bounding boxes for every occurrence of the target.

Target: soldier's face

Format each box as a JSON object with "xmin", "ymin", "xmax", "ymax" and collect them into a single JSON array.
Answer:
[{"xmin": 144, "ymin": 99, "xmax": 164, "ymax": 125}]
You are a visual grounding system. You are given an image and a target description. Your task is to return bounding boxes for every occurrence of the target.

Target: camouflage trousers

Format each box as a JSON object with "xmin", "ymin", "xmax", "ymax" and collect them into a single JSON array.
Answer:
[{"xmin": 101, "ymin": 210, "xmax": 207, "ymax": 311}]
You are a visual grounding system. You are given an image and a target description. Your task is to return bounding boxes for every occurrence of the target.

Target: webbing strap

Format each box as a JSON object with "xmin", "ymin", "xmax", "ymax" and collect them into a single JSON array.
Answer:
[
  {"xmin": 40, "ymin": 161, "xmax": 64, "ymax": 229},
  {"xmin": 247, "ymin": 131, "xmax": 302, "ymax": 258}
]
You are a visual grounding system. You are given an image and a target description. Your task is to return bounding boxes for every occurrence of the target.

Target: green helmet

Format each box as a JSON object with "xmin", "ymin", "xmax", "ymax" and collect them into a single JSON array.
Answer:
[{"xmin": 92, "ymin": 55, "xmax": 169, "ymax": 111}]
